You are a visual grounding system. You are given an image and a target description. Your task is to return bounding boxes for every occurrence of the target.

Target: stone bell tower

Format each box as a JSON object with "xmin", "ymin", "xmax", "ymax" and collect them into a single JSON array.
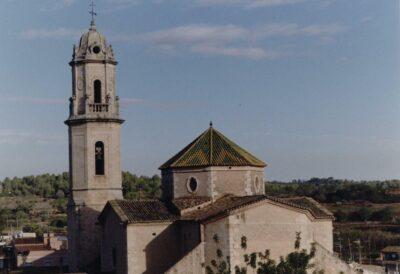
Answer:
[{"xmin": 65, "ymin": 18, "xmax": 124, "ymax": 272}]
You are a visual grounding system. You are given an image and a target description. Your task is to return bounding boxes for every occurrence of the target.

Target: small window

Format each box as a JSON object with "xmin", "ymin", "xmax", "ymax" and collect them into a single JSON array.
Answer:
[
  {"xmin": 94, "ymin": 80, "xmax": 102, "ymax": 104},
  {"xmin": 95, "ymin": 141, "xmax": 105, "ymax": 175},
  {"xmin": 187, "ymin": 177, "xmax": 198, "ymax": 193}
]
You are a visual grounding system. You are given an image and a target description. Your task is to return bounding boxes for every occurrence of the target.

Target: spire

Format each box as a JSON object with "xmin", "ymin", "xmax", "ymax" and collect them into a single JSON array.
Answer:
[{"xmin": 89, "ymin": 0, "xmax": 97, "ymax": 29}]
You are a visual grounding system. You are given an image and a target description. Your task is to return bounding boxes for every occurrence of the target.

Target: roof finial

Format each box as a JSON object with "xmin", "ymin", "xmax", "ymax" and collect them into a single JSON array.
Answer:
[
  {"xmin": 209, "ymin": 121, "xmax": 213, "ymax": 128},
  {"xmin": 89, "ymin": 0, "xmax": 97, "ymax": 28}
]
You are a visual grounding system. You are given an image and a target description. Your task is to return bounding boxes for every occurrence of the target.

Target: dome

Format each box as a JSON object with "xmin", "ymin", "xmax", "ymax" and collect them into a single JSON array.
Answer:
[{"xmin": 72, "ymin": 22, "xmax": 116, "ymax": 63}]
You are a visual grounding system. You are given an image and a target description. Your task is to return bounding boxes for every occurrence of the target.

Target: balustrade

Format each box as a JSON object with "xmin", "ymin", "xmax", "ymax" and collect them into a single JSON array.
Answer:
[{"xmin": 89, "ymin": 103, "xmax": 109, "ymax": 113}]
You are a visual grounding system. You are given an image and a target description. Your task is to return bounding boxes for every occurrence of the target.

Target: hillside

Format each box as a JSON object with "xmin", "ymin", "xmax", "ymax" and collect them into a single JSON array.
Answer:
[{"xmin": 1, "ymin": 174, "xmax": 399, "ymax": 265}]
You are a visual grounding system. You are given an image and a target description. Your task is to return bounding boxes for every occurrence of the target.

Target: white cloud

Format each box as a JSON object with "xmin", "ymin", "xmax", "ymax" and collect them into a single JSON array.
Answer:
[
  {"xmin": 140, "ymin": 25, "xmax": 249, "ymax": 45},
  {"xmin": 191, "ymin": 45, "xmax": 278, "ymax": 59},
  {"xmin": 20, "ymin": 28, "xmax": 84, "ymax": 40},
  {"xmin": 256, "ymin": 23, "xmax": 346, "ymax": 37},
  {"xmin": 136, "ymin": 22, "xmax": 346, "ymax": 60},
  {"xmin": 0, "ymin": 129, "xmax": 64, "ymax": 145},
  {"xmin": 2, "ymin": 97, "xmax": 65, "ymax": 104},
  {"xmin": 40, "ymin": 0, "xmax": 76, "ymax": 11}
]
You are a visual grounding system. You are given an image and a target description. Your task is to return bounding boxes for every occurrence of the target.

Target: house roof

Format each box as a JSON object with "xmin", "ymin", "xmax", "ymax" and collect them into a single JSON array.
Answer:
[
  {"xmin": 15, "ymin": 244, "xmax": 52, "ymax": 253},
  {"xmin": 181, "ymin": 195, "xmax": 334, "ymax": 222},
  {"xmin": 99, "ymin": 199, "xmax": 178, "ymax": 224},
  {"xmin": 282, "ymin": 197, "xmax": 334, "ymax": 220},
  {"xmin": 159, "ymin": 126, "xmax": 266, "ymax": 170},
  {"xmin": 382, "ymin": 246, "xmax": 400, "ymax": 253},
  {"xmin": 172, "ymin": 196, "xmax": 212, "ymax": 211},
  {"xmin": 100, "ymin": 195, "xmax": 333, "ymax": 225}
]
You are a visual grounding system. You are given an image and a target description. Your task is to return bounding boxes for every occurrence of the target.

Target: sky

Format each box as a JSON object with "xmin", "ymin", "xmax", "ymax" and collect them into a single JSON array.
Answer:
[{"xmin": 0, "ymin": 0, "xmax": 399, "ymax": 181}]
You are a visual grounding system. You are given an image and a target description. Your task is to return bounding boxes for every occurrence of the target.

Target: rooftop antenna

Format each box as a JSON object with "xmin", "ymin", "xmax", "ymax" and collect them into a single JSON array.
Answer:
[{"xmin": 89, "ymin": 0, "xmax": 97, "ymax": 27}]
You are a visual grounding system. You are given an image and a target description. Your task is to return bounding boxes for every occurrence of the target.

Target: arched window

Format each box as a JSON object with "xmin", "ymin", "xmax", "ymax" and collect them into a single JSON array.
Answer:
[
  {"xmin": 94, "ymin": 80, "xmax": 102, "ymax": 104},
  {"xmin": 95, "ymin": 141, "xmax": 105, "ymax": 175}
]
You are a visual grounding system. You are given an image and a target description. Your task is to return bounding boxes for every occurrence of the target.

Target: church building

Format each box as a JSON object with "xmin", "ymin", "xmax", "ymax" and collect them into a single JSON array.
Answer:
[{"xmin": 65, "ymin": 18, "xmax": 360, "ymax": 274}]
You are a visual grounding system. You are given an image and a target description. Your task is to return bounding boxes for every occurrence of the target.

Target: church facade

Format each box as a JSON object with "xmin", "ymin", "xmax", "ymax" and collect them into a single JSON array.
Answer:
[{"xmin": 65, "ymin": 20, "xmax": 365, "ymax": 274}]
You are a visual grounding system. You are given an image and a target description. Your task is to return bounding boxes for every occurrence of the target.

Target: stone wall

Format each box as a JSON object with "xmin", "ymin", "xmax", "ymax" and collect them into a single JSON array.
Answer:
[
  {"xmin": 163, "ymin": 166, "xmax": 265, "ymax": 201},
  {"xmin": 313, "ymin": 243, "xmax": 358, "ymax": 274},
  {"xmin": 203, "ymin": 217, "xmax": 231, "ymax": 270},
  {"xmin": 126, "ymin": 222, "xmax": 181, "ymax": 274},
  {"xmin": 165, "ymin": 243, "xmax": 205, "ymax": 274},
  {"xmin": 100, "ymin": 209, "xmax": 127, "ymax": 274},
  {"xmin": 202, "ymin": 200, "xmax": 333, "ymax": 272},
  {"xmin": 69, "ymin": 122, "xmax": 123, "ymax": 204}
]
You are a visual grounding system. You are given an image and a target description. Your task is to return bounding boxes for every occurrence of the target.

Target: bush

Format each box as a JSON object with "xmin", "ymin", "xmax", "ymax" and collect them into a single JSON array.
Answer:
[{"xmin": 370, "ymin": 207, "xmax": 395, "ymax": 223}]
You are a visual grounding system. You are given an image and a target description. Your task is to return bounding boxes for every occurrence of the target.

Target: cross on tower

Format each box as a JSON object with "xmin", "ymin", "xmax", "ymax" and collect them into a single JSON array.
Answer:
[{"xmin": 89, "ymin": 0, "xmax": 97, "ymax": 25}]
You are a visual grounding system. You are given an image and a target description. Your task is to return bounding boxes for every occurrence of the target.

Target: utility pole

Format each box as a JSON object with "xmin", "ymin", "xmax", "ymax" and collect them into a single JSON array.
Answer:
[
  {"xmin": 368, "ymin": 238, "xmax": 372, "ymax": 265},
  {"xmin": 338, "ymin": 236, "xmax": 343, "ymax": 259},
  {"xmin": 354, "ymin": 239, "xmax": 362, "ymax": 264},
  {"xmin": 334, "ymin": 234, "xmax": 343, "ymax": 259},
  {"xmin": 348, "ymin": 238, "xmax": 353, "ymax": 262}
]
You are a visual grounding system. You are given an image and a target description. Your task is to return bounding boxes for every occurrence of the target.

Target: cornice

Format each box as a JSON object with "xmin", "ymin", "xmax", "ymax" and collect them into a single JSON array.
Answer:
[
  {"xmin": 69, "ymin": 59, "xmax": 118, "ymax": 66},
  {"xmin": 65, "ymin": 116, "xmax": 125, "ymax": 126}
]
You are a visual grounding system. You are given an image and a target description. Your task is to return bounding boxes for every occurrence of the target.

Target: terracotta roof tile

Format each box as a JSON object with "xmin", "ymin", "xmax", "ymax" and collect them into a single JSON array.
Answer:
[
  {"xmin": 172, "ymin": 196, "xmax": 212, "ymax": 211},
  {"xmin": 382, "ymin": 246, "xmax": 400, "ymax": 253},
  {"xmin": 159, "ymin": 126, "xmax": 266, "ymax": 170},
  {"xmin": 282, "ymin": 197, "xmax": 333, "ymax": 219},
  {"xmin": 15, "ymin": 244, "xmax": 51, "ymax": 253},
  {"xmin": 107, "ymin": 200, "xmax": 177, "ymax": 224},
  {"xmin": 100, "ymin": 195, "xmax": 333, "ymax": 225},
  {"xmin": 181, "ymin": 195, "xmax": 334, "ymax": 222}
]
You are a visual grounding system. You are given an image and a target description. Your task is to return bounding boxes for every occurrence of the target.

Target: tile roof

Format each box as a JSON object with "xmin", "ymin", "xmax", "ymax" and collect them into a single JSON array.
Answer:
[
  {"xmin": 159, "ymin": 126, "xmax": 266, "ymax": 170},
  {"xmin": 13, "ymin": 238, "xmax": 42, "ymax": 245},
  {"xmin": 181, "ymin": 195, "xmax": 334, "ymax": 222},
  {"xmin": 100, "ymin": 195, "xmax": 333, "ymax": 224},
  {"xmin": 172, "ymin": 196, "xmax": 212, "ymax": 211},
  {"xmin": 382, "ymin": 246, "xmax": 400, "ymax": 253},
  {"xmin": 15, "ymin": 244, "xmax": 52, "ymax": 253},
  {"xmin": 281, "ymin": 197, "xmax": 333, "ymax": 220},
  {"xmin": 101, "ymin": 199, "xmax": 178, "ymax": 224}
]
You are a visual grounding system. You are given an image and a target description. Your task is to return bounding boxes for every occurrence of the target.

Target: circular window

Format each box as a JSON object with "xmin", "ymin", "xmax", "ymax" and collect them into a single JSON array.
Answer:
[
  {"xmin": 254, "ymin": 177, "xmax": 261, "ymax": 192},
  {"xmin": 187, "ymin": 177, "xmax": 198, "ymax": 193},
  {"xmin": 93, "ymin": 46, "xmax": 101, "ymax": 54}
]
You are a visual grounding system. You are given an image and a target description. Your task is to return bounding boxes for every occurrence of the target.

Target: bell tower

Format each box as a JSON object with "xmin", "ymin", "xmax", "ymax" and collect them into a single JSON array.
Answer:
[{"xmin": 65, "ymin": 17, "xmax": 124, "ymax": 272}]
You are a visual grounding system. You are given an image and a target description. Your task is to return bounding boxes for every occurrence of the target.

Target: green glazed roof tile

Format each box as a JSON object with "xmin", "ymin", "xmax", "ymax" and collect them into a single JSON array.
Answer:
[{"xmin": 159, "ymin": 126, "xmax": 266, "ymax": 170}]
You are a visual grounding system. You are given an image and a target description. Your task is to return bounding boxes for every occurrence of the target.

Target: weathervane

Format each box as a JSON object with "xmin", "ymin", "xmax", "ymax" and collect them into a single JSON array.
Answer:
[{"xmin": 89, "ymin": 0, "xmax": 97, "ymax": 26}]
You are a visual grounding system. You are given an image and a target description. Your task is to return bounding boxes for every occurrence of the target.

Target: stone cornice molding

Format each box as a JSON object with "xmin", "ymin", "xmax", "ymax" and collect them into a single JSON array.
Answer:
[
  {"xmin": 69, "ymin": 59, "xmax": 118, "ymax": 66},
  {"xmin": 65, "ymin": 117, "xmax": 125, "ymax": 126}
]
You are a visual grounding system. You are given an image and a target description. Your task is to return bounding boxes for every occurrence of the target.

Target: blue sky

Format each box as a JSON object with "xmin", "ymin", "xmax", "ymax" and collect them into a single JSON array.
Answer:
[{"xmin": 0, "ymin": 0, "xmax": 399, "ymax": 181}]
